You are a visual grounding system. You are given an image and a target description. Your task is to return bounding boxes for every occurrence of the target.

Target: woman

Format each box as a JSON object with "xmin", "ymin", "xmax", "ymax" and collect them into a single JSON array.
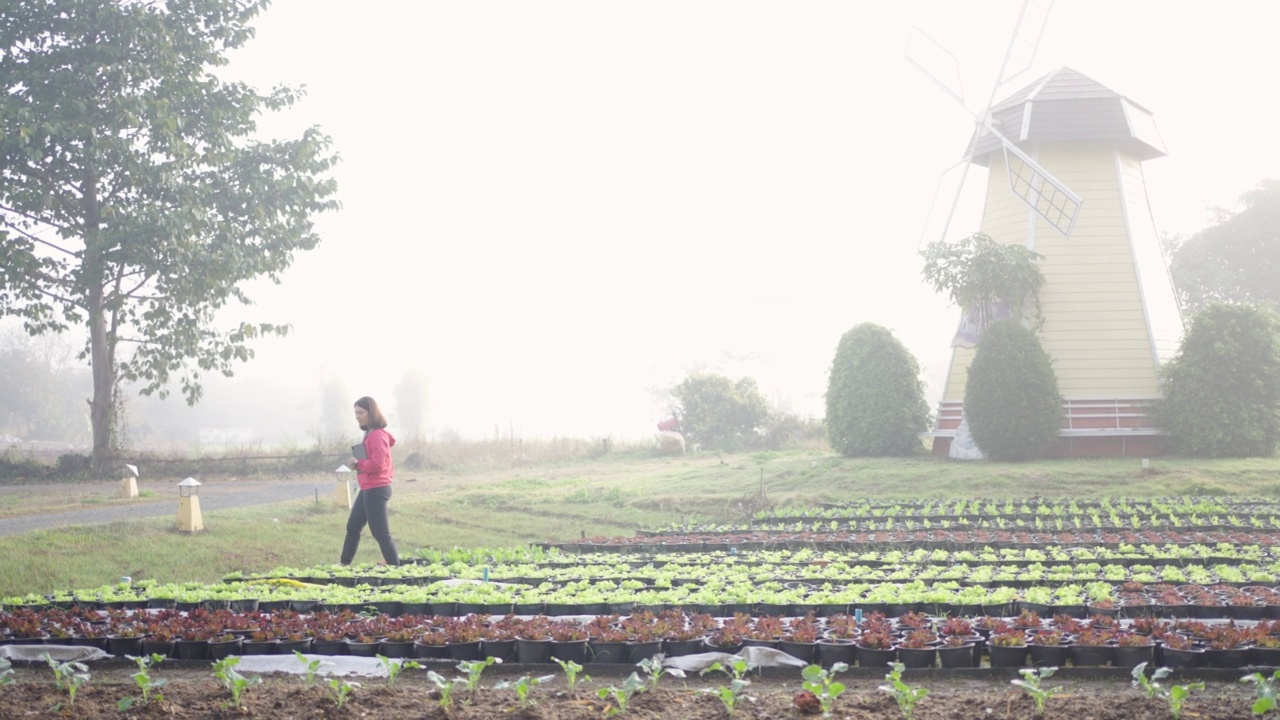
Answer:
[{"xmin": 341, "ymin": 396, "xmax": 400, "ymax": 565}]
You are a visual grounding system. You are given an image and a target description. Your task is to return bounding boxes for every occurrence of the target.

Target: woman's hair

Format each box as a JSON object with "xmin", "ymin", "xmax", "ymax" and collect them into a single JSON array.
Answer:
[{"xmin": 354, "ymin": 396, "xmax": 388, "ymax": 430}]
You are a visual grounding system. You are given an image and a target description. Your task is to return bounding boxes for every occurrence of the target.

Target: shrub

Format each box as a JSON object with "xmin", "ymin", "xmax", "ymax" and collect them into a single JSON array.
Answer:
[
  {"xmin": 671, "ymin": 373, "xmax": 771, "ymax": 451},
  {"xmin": 825, "ymin": 323, "xmax": 929, "ymax": 456},
  {"xmin": 762, "ymin": 412, "xmax": 825, "ymax": 451},
  {"xmin": 963, "ymin": 320, "xmax": 1062, "ymax": 461},
  {"xmin": 1151, "ymin": 303, "xmax": 1280, "ymax": 457}
]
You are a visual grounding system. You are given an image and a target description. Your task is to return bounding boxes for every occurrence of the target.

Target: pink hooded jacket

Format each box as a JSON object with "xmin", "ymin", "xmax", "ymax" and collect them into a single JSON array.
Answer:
[{"xmin": 353, "ymin": 428, "xmax": 395, "ymax": 490}]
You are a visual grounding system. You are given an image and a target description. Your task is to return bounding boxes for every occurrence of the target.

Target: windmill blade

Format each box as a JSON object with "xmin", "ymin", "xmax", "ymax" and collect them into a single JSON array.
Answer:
[
  {"xmin": 988, "ymin": 0, "xmax": 1054, "ymax": 106},
  {"xmin": 988, "ymin": 126, "xmax": 1082, "ymax": 237},
  {"xmin": 905, "ymin": 25, "xmax": 965, "ymax": 108},
  {"xmin": 918, "ymin": 158, "xmax": 972, "ymax": 249}
]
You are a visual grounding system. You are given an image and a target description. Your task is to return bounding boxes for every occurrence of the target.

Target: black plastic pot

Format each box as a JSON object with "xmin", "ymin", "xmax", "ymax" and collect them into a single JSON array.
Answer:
[
  {"xmin": 173, "ymin": 638, "xmax": 210, "ymax": 661},
  {"xmin": 986, "ymin": 643, "xmax": 1027, "ymax": 668},
  {"xmin": 816, "ymin": 639, "xmax": 857, "ymax": 667},
  {"xmin": 664, "ymin": 637, "xmax": 706, "ymax": 657},
  {"xmin": 627, "ymin": 640, "xmax": 663, "ymax": 664},
  {"xmin": 895, "ymin": 646, "xmax": 936, "ymax": 669},
  {"xmin": 208, "ymin": 637, "xmax": 242, "ymax": 660},
  {"xmin": 1112, "ymin": 643, "xmax": 1155, "ymax": 669},
  {"xmin": 1029, "ymin": 643, "xmax": 1069, "ymax": 667},
  {"xmin": 586, "ymin": 640, "xmax": 628, "ymax": 663},
  {"xmin": 516, "ymin": 637, "xmax": 552, "ymax": 664},
  {"xmin": 379, "ymin": 640, "xmax": 414, "ymax": 658},
  {"xmin": 856, "ymin": 645, "xmax": 896, "ymax": 669},
  {"xmin": 448, "ymin": 640, "xmax": 484, "ymax": 661},
  {"xmin": 779, "ymin": 640, "xmax": 816, "ymax": 663},
  {"xmin": 482, "ymin": 639, "xmax": 517, "ymax": 663},
  {"xmin": 411, "ymin": 641, "xmax": 449, "ymax": 659},
  {"xmin": 937, "ymin": 643, "xmax": 975, "ymax": 668},
  {"xmin": 107, "ymin": 635, "xmax": 145, "ymax": 657},
  {"xmin": 241, "ymin": 640, "xmax": 276, "ymax": 655},
  {"xmin": 1068, "ymin": 643, "xmax": 1113, "ymax": 667}
]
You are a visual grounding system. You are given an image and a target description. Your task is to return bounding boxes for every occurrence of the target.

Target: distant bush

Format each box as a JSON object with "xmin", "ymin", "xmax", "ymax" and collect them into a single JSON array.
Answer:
[
  {"xmin": 0, "ymin": 452, "xmax": 52, "ymax": 481},
  {"xmin": 671, "ymin": 373, "xmax": 771, "ymax": 452},
  {"xmin": 55, "ymin": 453, "xmax": 92, "ymax": 477},
  {"xmin": 763, "ymin": 412, "xmax": 826, "ymax": 451},
  {"xmin": 964, "ymin": 320, "xmax": 1062, "ymax": 461},
  {"xmin": 825, "ymin": 323, "xmax": 929, "ymax": 456},
  {"xmin": 1152, "ymin": 303, "xmax": 1280, "ymax": 457}
]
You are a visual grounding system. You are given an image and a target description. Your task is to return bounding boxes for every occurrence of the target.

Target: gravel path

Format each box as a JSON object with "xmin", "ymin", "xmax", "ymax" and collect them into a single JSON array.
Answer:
[{"xmin": 0, "ymin": 477, "xmax": 343, "ymax": 537}]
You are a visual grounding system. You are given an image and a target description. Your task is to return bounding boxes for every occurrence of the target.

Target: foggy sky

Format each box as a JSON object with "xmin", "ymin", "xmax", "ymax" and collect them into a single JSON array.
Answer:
[{"xmin": 36, "ymin": 1, "xmax": 1280, "ymax": 443}]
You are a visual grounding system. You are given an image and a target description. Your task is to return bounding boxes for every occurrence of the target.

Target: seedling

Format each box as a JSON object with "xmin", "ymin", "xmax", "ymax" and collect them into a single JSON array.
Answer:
[
  {"xmin": 1165, "ymin": 680, "xmax": 1204, "ymax": 720},
  {"xmin": 42, "ymin": 651, "xmax": 90, "ymax": 708},
  {"xmin": 212, "ymin": 656, "xmax": 261, "ymax": 707},
  {"xmin": 1131, "ymin": 662, "xmax": 1173, "ymax": 700},
  {"xmin": 496, "ymin": 674, "xmax": 555, "ymax": 709},
  {"xmin": 457, "ymin": 656, "xmax": 501, "ymax": 690},
  {"xmin": 327, "ymin": 677, "xmax": 360, "ymax": 708},
  {"xmin": 800, "ymin": 662, "xmax": 849, "ymax": 719},
  {"xmin": 704, "ymin": 678, "xmax": 752, "ymax": 716},
  {"xmin": 637, "ymin": 654, "xmax": 686, "ymax": 691},
  {"xmin": 0, "ymin": 658, "xmax": 12, "ymax": 687},
  {"xmin": 118, "ymin": 653, "xmax": 168, "ymax": 710},
  {"xmin": 1242, "ymin": 669, "xmax": 1280, "ymax": 715},
  {"xmin": 554, "ymin": 657, "xmax": 588, "ymax": 692},
  {"xmin": 1011, "ymin": 666, "xmax": 1063, "ymax": 717},
  {"xmin": 376, "ymin": 654, "xmax": 422, "ymax": 687},
  {"xmin": 293, "ymin": 650, "xmax": 333, "ymax": 689},
  {"xmin": 598, "ymin": 672, "xmax": 647, "ymax": 716},
  {"xmin": 700, "ymin": 656, "xmax": 753, "ymax": 682},
  {"xmin": 879, "ymin": 662, "xmax": 929, "ymax": 720},
  {"xmin": 425, "ymin": 670, "xmax": 465, "ymax": 710}
]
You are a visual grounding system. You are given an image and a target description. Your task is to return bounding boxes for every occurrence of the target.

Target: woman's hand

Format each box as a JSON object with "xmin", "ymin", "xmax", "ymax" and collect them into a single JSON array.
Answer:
[{"xmin": 348, "ymin": 458, "xmax": 360, "ymax": 469}]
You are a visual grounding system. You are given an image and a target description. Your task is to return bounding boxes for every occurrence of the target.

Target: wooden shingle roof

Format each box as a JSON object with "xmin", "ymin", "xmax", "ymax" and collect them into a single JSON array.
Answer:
[{"xmin": 968, "ymin": 67, "xmax": 1167, "ymax": 166}]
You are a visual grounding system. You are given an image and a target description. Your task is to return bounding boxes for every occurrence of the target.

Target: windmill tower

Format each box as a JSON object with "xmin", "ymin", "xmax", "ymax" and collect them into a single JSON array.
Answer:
[{"xmin": 909, "ymin": 4, "xmax": 1183, "ymax": 457}]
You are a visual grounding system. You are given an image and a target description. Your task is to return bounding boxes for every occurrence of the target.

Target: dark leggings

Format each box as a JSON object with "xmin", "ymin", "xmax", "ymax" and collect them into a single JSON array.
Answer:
[{"xmin": 340, "ymin": 485, "xmax": 399, "ymax": 565}]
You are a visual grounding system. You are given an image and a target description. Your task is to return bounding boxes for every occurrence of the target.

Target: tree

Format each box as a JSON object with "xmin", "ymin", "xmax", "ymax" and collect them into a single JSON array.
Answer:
[
  {"xmin": 394, "ymin": 368, "xmax": 428, "ymax": 440},
  {"xmin": 1169, "ymin": 180, "xmax": 1280, "ymax": 315},
  {"xmin": 0, "ymin": 328, "xmax": 90, "ymax": 443},
  {"xmin": 318, "ymin": 376, "xmax": 350, "ymax": 444},
  {"xmin": 0, "ymin": 0, "xmax": 339, "ymax": 472},
  {"xmin": 1151, "ymin": 303, "xmax": 1280, "ymax": 457},
  {"xmin": 963, "ymin": 320, "xmax": 1063, "ymax": 461},
  {"xmin": 825, "ymin": 323, "xmax": 929, "ymax": 456},
  {"xmin": 920, "ymin": 232, "xmax": 1046, "ymax": 332},
  {"xmin": 670, "ymin": 373, "xmax": 771, "ymax": 451}
]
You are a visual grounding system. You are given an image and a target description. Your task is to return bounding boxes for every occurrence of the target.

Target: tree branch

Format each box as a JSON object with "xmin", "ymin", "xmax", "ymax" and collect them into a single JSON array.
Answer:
[
  {"xmin": 0, "ymin": 221, "xmax": 79, "ymax": 257},
  {"xmin": 32, "ymin": 284, "xmax": 86, "ymax": 309},
  {"xmin": 0, "ymin": 203, "xmax": 73, "ymax": 235}
]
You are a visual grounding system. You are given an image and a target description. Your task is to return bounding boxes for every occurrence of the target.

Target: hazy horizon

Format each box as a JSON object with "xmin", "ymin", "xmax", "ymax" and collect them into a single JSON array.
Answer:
[{"xmin": 9, "ymin": 1, "xmax": 1280, "ymax": 446}]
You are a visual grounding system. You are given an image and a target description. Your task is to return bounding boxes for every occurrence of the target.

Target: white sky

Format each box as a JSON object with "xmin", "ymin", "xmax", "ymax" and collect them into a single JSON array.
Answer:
[{"xmin": 189, "ymin": 0, "xmax": 1280, "ymax": 441}]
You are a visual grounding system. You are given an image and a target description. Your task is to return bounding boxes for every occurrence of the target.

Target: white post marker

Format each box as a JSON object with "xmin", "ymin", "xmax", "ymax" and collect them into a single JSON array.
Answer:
[
  {"xmin": 335, "ymin": 465, "xmax": 355, "ymax": 509},
  {"xmin": 177, "ymin": 477, "xmax": 204, "ymax": 533},
  {"xmin": 119, "ymin": 463, "xmax": 139, "ymax": 499}
]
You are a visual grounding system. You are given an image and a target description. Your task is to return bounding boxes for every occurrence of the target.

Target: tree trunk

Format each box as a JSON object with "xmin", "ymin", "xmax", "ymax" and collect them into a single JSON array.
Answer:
[
  {"xmin": 83, "ymin": 159, "xmax": 115, "ymax": 476},
  {"xmin": 87, "ymin": 279, "xmax": 114, "ymax": 476}
]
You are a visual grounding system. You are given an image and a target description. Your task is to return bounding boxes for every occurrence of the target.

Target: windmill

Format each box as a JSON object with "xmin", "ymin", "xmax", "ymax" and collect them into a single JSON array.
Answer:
[{"xmin": 907, "ymin": 0, "xmax": 1183, "ymax": 458}]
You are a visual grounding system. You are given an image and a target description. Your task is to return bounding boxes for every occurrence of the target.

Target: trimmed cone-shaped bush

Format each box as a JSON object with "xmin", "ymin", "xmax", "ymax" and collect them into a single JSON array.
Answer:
[
  {"xmin": 1152, "ymin": 303, "xmax": 1280, "ymax": 457},
  {"xmin": 825, "ymin": 323, "xmax": 929, "ymax": 456},
  {"xmin": 964, "ymin": 320, "xmax": 1062, "ymax": 461}
]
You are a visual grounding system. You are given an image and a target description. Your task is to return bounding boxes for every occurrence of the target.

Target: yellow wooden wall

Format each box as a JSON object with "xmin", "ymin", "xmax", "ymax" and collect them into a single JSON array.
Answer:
[{"xmin": 940, "ymin": 141, "xmax": 1176, "ymax": 403}]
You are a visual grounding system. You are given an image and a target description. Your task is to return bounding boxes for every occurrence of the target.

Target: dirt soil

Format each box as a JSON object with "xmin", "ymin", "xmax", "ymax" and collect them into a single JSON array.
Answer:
[{"xmin": 0, "ymin": 664, "xmax": 1267, "ymax": 719}]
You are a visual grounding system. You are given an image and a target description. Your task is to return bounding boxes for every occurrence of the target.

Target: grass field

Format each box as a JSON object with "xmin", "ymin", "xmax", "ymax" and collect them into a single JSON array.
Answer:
[{"xmin": 3, "ymin": 445, "xmax": 1280, "ymax": 598}]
